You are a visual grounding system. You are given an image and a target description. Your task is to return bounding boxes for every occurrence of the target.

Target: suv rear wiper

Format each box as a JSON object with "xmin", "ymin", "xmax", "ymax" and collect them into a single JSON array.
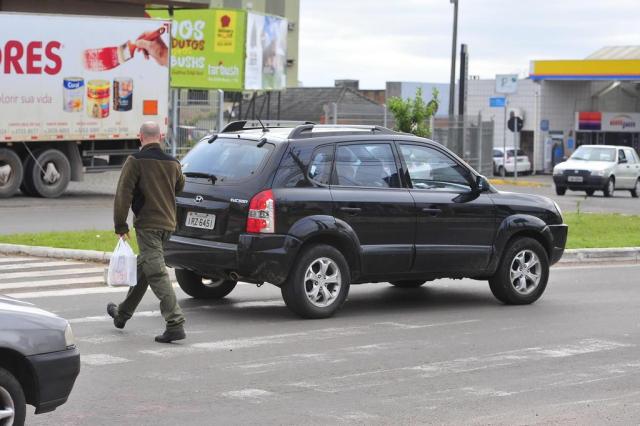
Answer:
[{"xmin": 184, "ymin": 172, "xmax": 218, "ymax": 184}]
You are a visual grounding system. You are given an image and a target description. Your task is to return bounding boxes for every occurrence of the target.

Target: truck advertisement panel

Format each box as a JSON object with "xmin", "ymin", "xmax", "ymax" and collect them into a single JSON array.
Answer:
[
  {"xmin": 146, "ymin": 9, "xmax": 246, "ymax": 90},
  {"xmin": 244, "ymin": 12, "xmax": 288, "ymax": 91},
  {"xmin": 0, "ymin": 13, "xmax": 170, "ymax": 142}
]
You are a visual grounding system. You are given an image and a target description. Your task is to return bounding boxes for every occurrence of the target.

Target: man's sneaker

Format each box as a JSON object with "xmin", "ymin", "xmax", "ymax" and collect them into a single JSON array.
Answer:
[
  {"xmin": 106, "ymin": 302, "xmax": 127, "ymax": 329},
  {"xmin": 155, "ymin": 327, "xmax": 186, "ymax": 343}
]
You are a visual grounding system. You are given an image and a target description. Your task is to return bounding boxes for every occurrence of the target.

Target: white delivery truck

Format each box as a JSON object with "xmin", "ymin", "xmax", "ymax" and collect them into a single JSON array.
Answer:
[{"xmin": 0, "ymin": 12, "xmax": 170, "ymax": 198}]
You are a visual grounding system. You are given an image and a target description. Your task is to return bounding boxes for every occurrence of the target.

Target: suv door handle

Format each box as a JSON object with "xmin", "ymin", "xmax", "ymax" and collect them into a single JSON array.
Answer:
[
  {"xmin": 421, "ymin": 207, "xmax": 442, "ymax": 216},
  {"xmin": 339, "ymin": 207, "xmax": 362, "ymax": 214}
]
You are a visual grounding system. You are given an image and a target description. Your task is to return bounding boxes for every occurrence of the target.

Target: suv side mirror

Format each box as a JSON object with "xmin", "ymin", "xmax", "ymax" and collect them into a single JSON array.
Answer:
[{"xmin": 474, "ymin": 175, "xmax": 491, "ymax": 192}]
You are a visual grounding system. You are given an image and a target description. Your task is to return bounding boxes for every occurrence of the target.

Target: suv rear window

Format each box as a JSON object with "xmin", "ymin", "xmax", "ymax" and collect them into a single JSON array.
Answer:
[{"xmin": 181, "ymin": 138, "xmax": 273, "ymax": 182}]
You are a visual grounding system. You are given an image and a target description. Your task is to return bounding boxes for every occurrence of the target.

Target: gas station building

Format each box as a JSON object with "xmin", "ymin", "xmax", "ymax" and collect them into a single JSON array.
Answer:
[{"xmin": 467, "ymin": 46, "xmax": 640, "ymax": 173}]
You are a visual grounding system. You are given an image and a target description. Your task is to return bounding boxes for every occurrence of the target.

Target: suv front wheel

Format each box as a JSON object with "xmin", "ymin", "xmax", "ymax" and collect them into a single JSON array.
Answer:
[
  {"xmin": 489, "ymin": 237, "xmax": 549, "ymax": 305},
  {"xmin": 0, "ymin": 367, "xmax": 25, "ymax": 426},
  {"xmin": 175, "ymin": 269, "xmax": 237, "ymax": 299},
  {"xmin": 281, "ymin": 244, "xmax": 350, "ymax": 319}
]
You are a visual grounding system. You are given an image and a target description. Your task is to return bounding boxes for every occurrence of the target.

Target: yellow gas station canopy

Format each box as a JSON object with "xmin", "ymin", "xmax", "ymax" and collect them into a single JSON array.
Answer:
[{"xmin": 530, "ymin": 46, "xmax": 640, "ymax": 81}]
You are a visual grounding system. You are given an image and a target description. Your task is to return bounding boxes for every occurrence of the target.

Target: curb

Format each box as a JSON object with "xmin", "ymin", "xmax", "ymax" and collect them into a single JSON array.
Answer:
[{"xmin": 1, "ymin": 243, "xmax": 639, "ymax": 266}]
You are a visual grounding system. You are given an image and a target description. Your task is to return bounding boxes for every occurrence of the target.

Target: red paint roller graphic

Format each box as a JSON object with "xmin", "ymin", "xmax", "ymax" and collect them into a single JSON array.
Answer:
[{"xmin": 83, "ymin": 27, "xmax": 166, "ymax": 71}]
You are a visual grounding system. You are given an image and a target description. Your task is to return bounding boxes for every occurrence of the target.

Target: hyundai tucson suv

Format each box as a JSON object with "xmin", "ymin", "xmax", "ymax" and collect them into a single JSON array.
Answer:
[
  {"xmin": 165, "ymin": 121, "xmax": 567, "ymax": 319},
  {"xmin": 553, "ymin": 145, "xmax": 640, "ymax": 197}
]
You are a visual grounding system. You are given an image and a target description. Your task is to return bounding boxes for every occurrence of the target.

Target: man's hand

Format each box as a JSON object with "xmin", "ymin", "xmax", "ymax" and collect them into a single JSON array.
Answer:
[
  {"xmin": 135, "ymin": 37, "xmax": 169, "ymax": 67},
  {"xmin": 118, "ymin": 233, "xmax": 130, "ymax": 241}
]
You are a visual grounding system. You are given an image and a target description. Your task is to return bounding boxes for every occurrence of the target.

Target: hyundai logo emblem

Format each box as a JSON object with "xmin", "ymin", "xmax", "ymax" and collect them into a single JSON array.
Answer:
[
  {"xmin": 195, "ymin": 195, "xmax": 204, "ymax": 203},
  {"xmin": 574, "ymin": 170, "xmax": 579, "ymax": 174}
]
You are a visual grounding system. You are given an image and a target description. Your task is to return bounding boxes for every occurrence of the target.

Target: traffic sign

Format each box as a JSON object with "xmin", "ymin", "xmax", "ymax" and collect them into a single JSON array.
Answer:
[
  {"xmin": 508, "ymin": 116, "xmax": 524, "ymax": 132},
  {"xmin": 489, "ymin": 97, "xmax": 506, "ymax": 107},
  {"xmin": 496, "ymin": 74, "xmax": 518, "ymax": 94}
]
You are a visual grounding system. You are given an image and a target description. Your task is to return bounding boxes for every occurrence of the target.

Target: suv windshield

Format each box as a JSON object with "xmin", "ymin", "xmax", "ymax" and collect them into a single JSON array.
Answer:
[
  {"xmin": 570, "ymin": 146, "xmax": 616, "ymax": 162},
  {"xmin": 181, "ymin": 138, "xmax": 273, "ymax": 181}
]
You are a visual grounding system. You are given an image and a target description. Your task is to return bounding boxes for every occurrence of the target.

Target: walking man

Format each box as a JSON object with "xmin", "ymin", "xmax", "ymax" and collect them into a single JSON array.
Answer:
[{"xmin": 107, "ymin": 121, "xmax": 186, "ymax": 343}]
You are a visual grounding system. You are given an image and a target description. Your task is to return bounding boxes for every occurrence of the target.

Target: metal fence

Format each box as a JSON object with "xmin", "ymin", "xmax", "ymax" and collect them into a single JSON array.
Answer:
[
  {"xmin": 167, "ymin": 88, "xmax": 224, "ymax": 158},
  {"xmin": 323, "ymin": 102, "xmax": 390, "ymax": 127}
]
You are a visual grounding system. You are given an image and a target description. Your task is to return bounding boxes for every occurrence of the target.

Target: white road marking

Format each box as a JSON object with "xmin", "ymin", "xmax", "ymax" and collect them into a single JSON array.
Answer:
[
  {"xmin": 0, "ymin": 266, "xmax": 104, "ymax": 281},
  {"xmin": 82, "ymin": 354, "xmax": 131, "ymax": 366},
  {"xmin": 0, "ymin": 260, "xmax": 87, "ymax": 271},
  {"xmin": 554, "ymin": 263, "xmax": 640, "ymax": 270},
  {"xmin": 0, "ymin": 276, "xmax": 104, "ymax": 291},
  {"xmin": 10, "ymin": 286, "xmax": 128, "ymax": 299},
  {"xmin": 70, "ymin": 310, "xmax": 160, "ymax": 324},
  {"xmin": 222, "ymin": 389, "xmax": 273, "ymax": 401}
]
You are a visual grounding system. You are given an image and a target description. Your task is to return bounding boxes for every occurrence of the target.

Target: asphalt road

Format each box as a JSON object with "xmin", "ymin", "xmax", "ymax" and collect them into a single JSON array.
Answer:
[
  {"xmin": 0, "ymin": 173, "xmax": 638, "ymax": 235},
  {"xmin": 17, "ymin": 262, "xmax": 640, "ymax": 425}
]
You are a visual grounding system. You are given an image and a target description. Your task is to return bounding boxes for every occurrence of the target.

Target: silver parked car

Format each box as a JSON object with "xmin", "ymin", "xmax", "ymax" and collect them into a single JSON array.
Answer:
[
  {"xmin": 552, "ymin": 145, "xmax": 640, "ymax": 197},
  {"xmin": 0, "ymin": 295, "xmax": 80, "ymax": 426}
]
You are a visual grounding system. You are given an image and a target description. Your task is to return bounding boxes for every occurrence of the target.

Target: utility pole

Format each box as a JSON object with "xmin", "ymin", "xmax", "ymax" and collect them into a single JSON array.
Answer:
[{"xmin": 448, "ymin": 0, "xmax": 459, "ymax": 117}]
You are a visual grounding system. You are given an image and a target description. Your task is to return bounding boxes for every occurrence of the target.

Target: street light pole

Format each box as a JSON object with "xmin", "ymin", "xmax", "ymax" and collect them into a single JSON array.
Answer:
[{"xmin": 448, "ymin": 0, "xmax": 458, "ymax": 117}]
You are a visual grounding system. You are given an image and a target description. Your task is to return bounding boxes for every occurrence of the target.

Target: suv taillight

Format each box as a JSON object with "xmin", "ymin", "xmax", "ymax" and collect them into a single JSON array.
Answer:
[{"xmin": 247, "ymin": 189, "xmax": 275, "ymax": 233}]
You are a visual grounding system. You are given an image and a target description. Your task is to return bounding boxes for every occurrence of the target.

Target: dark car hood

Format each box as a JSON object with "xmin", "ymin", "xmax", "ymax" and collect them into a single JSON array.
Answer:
[{"xmin": 491, "ymin": 190, "xmax": 562, "ymax": 225}]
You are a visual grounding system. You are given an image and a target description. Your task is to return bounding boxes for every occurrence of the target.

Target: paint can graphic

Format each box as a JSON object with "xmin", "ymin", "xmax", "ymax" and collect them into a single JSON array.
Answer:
[
  {"xmin": 87, "ymin": 80, "xmax": 110, "ymax": 119},
  {"xmin": 63, "ymin": 77, "xmax": 84, "ymax": 112},
  {"xmin": 113, "ymin": 78, "xmax": 133, "ymax": 112}
]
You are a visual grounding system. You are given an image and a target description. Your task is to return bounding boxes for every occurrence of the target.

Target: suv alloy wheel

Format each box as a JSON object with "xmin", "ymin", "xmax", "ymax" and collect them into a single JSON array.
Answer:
[
  {"xmin": 0, "ymin": 367, "xmax": 25, "ymax": 426},
  {"xmin": 489, "ymin": 237, "xmax": 549, "ymax": 305},
  {"xmin": 281, "ymin": 244, "xmax": 350, "ymax": 319}
]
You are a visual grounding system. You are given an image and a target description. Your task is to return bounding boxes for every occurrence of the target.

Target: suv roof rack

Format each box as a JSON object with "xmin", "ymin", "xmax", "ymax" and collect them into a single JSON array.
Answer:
[
  {"xmin": 288, "ymin": 124, "xmax": 396, "ymax": 139},
  {"xmin": 221, "ymin": 120, "xmax": 315, "ymax": 133}
]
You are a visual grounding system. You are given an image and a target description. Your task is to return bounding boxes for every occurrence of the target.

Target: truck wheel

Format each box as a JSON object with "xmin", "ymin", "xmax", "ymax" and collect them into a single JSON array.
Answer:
[
  {"xmin": 0, "ymin": 367, "xmax": 26, "ymax": 426},
  {"xmin": 630, "ymin": 179, "xmax": 639, "ymax": 198},
  {"xmin": 555, "ymin": 186, "xmax": 566, "ymax": 196},
  {"xmin": 603, "ymin": 177, "xmax": 615, "ymax": 198},
  {"xmin": 489, "ymin": 237, "xmax": 549, "ymax": 305},
  {"xmin": 390, "ymin": 280, "xmax": 426, "ymax": 288},
  {"xmin": 281, "ymin": 244, "xmax": 350, "ymax": 319},
  {"xmin": 0, "ymin": 149, "xmax": 23, "ymax": 198},
  {"xmin": 23, "ymin": 149, "xmax": 70, "ymax": 198},
  {"xmin": 175, "ymin": 269, "xmax": 237, "ymax": 299},
  {"xmin": 585, "ymin": 189, "xmax": 595, "ymax": 196},
  {"xmin": 498, "ymin": 166, "xmax": 506, "ymax": 177}
]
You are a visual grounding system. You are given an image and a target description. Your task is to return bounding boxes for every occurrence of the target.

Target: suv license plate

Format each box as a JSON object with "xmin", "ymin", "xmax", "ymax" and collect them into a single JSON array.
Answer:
[
  {"xmin": 185, "ymin": 212, "xmax": 216, "ymax": 230},
  {"xmin": 568, "ymin": 176, "xmax": 583, "ymax": 183}
]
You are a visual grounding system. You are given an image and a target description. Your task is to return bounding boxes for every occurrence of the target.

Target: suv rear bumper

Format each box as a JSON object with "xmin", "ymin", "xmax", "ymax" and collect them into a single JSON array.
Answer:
[{"xmin": 165, "ymin": 234, "xmax": 303, "ymax": 285}]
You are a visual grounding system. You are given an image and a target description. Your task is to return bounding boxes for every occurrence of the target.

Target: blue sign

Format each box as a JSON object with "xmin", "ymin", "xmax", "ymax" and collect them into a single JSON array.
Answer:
[
  {"xmin": 540, "ymin": 119, "xmax": 549, "ymax": 131},
  {"xmin": 567, "ymin": 137, "xmax": 575, "ymax": 150},
  {"xmin": 489, "ymin": 97, "xmax": 506, "ymax": 107}
]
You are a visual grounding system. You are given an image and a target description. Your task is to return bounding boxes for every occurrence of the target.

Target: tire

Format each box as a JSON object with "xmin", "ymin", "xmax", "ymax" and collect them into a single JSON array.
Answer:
[
  {"xmin": 631, "ymin": 179, "xmax": 639, "ymax": 198},
  {"xmin": 175, "ymin": 269, "xmax": 237, "ymax": 299},
  {"xmin": 585, "ymin": 189, "xmax": 595, "ymax": 196},
  {"xmin": 23, "ymin": 149, "xmax": 70, "ymax": 198},
  {"xmin": 281, "ymin": 244, "xmax": 350, "ymax": 319},
  {"xmin": 0, "ymin": 367, "xmax": 26, "ymax": 426},
  {"xmin": 498, "ymin": 166, "xmax": 506, "ymax": 177},
  {"xmin": 555, "ymin": 186, "xmax": 566, "ymax": 196},
  {"xmin": 0, "ymin": 149, "xmax": 23, "ymax": 198},
  {"xmin": 603, "ymin": 177, "xmax": 615, "ymax": 198},
  {"xmin": 489, "ymin": 237, "xmax": 549, "ymax": 305},
  {"xmin": 390, "ymin": 280, "xmax": 426, "ymax": 288}
]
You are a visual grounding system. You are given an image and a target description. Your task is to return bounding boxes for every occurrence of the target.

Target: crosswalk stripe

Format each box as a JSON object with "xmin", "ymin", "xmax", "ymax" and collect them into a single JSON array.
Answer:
[
  {"xmin": 0, "ymin": 261, "xmax": 87, "ymax": 271},
  {"xmin": 9, "ymin": 286, "xmax": 129, "ymax": 299},
  {"xmin": 0, "ymin": 257, "xmax": 34, "ymax": 264},
  {"xmin": 0, "ymin": 276, "xmax": 105, "ymax": 291},
  {"xmin": 0, "ymin": 267, "xmax": 105, "ymax": 281}
]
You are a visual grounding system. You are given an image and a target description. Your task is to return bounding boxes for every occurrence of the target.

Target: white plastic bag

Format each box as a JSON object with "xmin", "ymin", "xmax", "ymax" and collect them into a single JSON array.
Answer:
[{"xmin": 107, "ymin": 238, "xmax": 137, "ymax": 287}]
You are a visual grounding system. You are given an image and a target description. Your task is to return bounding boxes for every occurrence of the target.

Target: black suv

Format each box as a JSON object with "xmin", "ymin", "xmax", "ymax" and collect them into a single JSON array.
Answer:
[{"xmin": 165, "ymin": 121, "xmax": 567, "ymax": 318}]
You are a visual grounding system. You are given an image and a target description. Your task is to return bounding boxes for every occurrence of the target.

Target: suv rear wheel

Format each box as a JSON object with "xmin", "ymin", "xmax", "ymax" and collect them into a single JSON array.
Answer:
[
  {"xmin": 281, "ymin": 244, "xmax": 350, "ymax": 319},
  {"xmin": 0, "ymin": 367, "xmax": 25, "ymax": 426},
  {"xmin": 175, "ymin": 269, "xmax": 237, "ymax": 299},
  {"xmin": 489, "ymin": 237, "xmax": 549, "ymax": 305},
  {"xmin": 390, "ymin": 280, "xmax": 426, "ymax": 288}
]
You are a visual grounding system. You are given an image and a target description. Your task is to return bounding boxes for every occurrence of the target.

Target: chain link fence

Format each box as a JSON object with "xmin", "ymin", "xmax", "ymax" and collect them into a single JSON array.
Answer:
[{"xmin": 167, "ymin": 89, "xmax": 224, "ymax": 158}]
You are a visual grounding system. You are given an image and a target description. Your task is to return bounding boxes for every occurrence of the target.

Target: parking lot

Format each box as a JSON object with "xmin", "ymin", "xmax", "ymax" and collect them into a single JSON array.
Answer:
[{"xmin": 3, "ymin": 256, "xmax": 636, "ymax": 425}]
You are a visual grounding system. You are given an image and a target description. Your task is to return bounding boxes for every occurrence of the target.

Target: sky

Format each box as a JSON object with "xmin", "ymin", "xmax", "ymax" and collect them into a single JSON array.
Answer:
[{"xmin": 298, "ymin": 0, "xmax": 639, "ymax": 88}]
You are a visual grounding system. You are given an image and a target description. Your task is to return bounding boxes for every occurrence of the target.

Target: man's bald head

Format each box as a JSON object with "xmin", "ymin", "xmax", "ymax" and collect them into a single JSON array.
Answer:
[{"xmin": 140, "ymin": 121, "xmax": 161, "ymax": 146}]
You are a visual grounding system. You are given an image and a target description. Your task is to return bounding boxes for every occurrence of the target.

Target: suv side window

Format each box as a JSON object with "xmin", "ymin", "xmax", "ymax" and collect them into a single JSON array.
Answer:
[
  {"xmin": 335, "ymin": 143, "xmax": 400, "ymax": 188},
  {"xmin": 308, "ymin": 145, "xmax": 334, "ymax": 185},
  {"xmin": 399, "ymin": 143, "xmax": 471, "ymax": 191},
  {"xmin": 624, "ymin": 148, "xmax": 636, "ymax": 164}
]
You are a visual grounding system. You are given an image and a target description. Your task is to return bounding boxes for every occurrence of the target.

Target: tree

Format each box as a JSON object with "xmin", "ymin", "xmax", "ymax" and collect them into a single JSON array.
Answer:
[{"xmin": 387, "ymin": 87, "xmax": 439, "ymax": 138}]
